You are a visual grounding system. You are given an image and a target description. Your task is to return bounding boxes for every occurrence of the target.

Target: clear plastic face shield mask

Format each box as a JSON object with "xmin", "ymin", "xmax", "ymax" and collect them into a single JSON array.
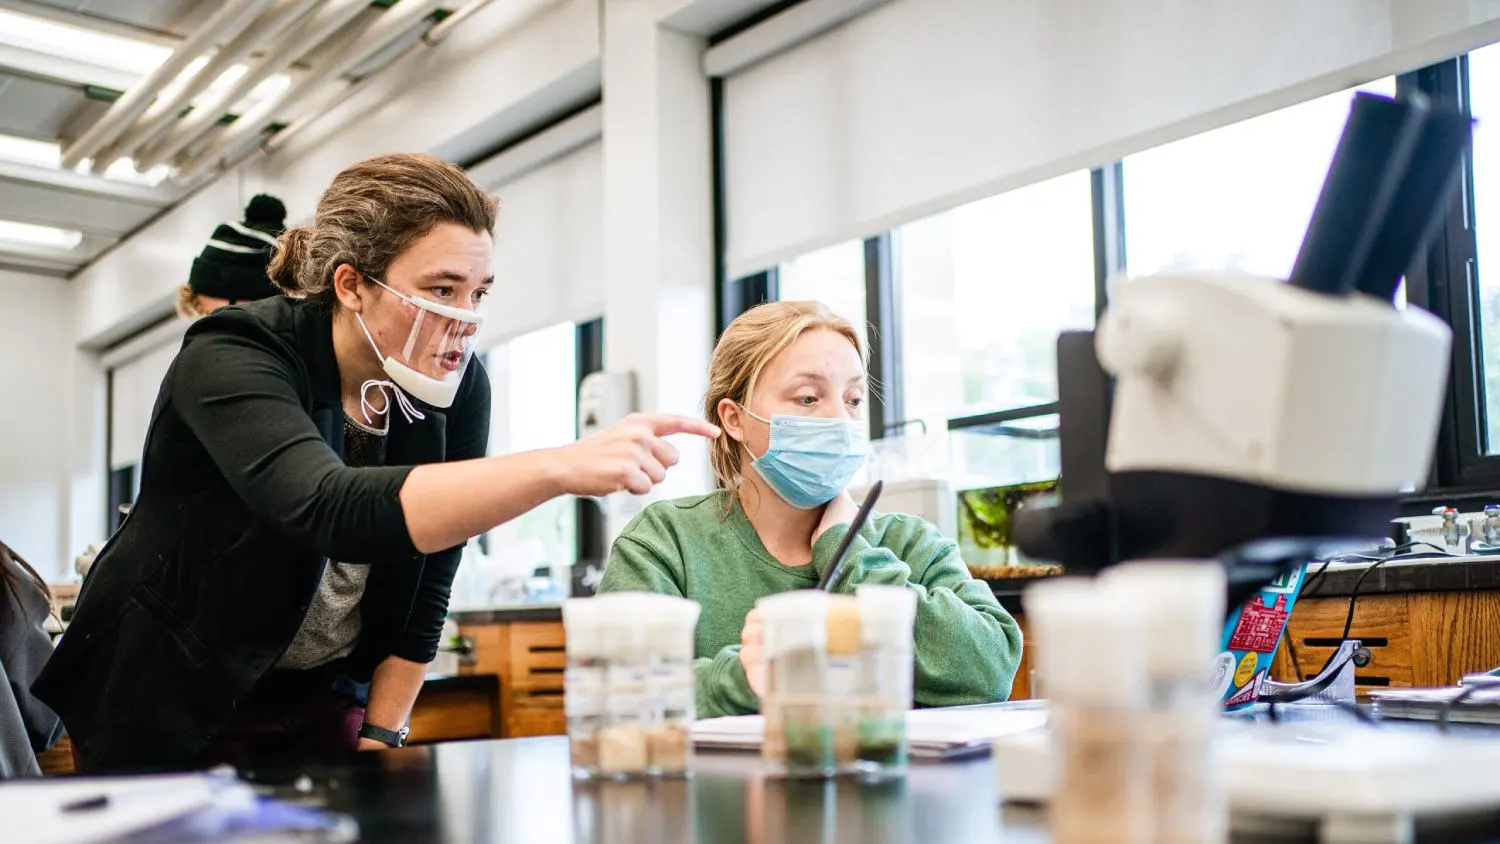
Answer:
[{"xmin": 355, "ymin": 275, "xmax": 486, "ymax": 421}]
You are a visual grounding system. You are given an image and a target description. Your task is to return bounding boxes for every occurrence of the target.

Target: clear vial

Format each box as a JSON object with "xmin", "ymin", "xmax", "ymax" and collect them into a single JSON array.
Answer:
[
  {"xmin": 1102, "ymin": 562, "xmax": 1229, "ymax": 844},
  {"xmin": 598, "ymin": 594, "xmax": 651, "ymax": 779},
  {"xmin": 1025, "ymin": 578, "xmax": 1152, "ymax": 844},
  {"xmin": 643, "ymin": 595, "xmax": 700, "ymax": 777},
  {"xmin": 563, "ymin": 598, "xmax": 606, "ymax": 778},
  {"xmin": 757, "ymin": 591, "xmax": 834, "ymax": 778},
  {"xmin": 853, "ymin": 584, "xmax": 917, "ymax": 778}
]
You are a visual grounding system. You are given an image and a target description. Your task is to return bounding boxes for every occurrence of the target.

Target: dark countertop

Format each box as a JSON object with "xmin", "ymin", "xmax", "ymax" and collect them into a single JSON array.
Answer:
[
  {"xmin": 449, "ymin": 604, "xmax": 564, "ymax": 624},
  {"xmin": 1301, "ymin": 554, "xmax": 1500, "ymax": 598},
  {"xmin": 236, "ymin": 705, "xmax": 1500, "ymax": 844},
  {"xmin": 243, "ymin": 733, "xmax": 1043, "ymax": 844}
]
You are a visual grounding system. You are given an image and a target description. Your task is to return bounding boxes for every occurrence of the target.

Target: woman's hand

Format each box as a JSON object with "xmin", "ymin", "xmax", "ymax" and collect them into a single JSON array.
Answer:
[
  {"xmin": 556, "ymin": 414, "xmax": 721, "ymax": 497},
  {"xmin": 815, "ymin": 491, "xmax": 859, "ymax": 542},
  {"xmin": 739, "ymin": 608, "xmax": 765, "ymax": 697}
]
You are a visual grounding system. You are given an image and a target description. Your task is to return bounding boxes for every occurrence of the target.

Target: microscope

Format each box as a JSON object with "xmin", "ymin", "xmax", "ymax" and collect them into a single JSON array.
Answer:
[
  {"xmin": 1015, "ymin": 89, "xmax": 1470, "ymax": 617},
  {"xmin": 1001, "ymin": 91, "xmax": 1500, "ymax": 843}
]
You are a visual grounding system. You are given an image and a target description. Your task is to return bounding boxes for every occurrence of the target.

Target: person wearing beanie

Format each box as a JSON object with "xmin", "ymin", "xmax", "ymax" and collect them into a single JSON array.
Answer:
[{"xmin": 175, "ymin": 194, "xmax": 287, "ymax": 319}]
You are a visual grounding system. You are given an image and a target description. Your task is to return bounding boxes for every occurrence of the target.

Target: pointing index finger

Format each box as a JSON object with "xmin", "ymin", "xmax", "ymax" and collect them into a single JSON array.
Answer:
[{"xmin": 644, "ymin": 413, "xmax": 721, "ymax": 439}]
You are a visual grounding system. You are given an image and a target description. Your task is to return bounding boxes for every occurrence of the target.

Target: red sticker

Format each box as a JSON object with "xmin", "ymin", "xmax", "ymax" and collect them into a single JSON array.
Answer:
[{"xmin": 1227, "ymin": 593, "xmax": 1290, "ymax": 654}]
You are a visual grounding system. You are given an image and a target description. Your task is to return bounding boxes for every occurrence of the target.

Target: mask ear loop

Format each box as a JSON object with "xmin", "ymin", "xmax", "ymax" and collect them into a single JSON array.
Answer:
[{"xmin": 354, "ymin": 312, "xmax": 426, "ymax": 426}]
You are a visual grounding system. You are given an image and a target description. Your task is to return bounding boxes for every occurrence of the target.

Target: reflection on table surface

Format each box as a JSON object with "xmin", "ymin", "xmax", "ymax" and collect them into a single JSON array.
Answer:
[{"xmin": 240, "ymin": 735, "xmax": 1047, "ymax": 844}]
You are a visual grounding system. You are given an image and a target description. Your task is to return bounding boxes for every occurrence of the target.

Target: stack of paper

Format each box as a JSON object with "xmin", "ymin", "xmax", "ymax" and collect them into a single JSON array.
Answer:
[
  {"xmin": 1369, "ymin": 687, "xmax": 1500, "ymax": 725},
  {"xmin": 691, "ymin": 703, "xmax": 1049, "ymax": 761},
  {"xmin": 0, "ymin": 770, "xmax": 357, "ymax": 844}
]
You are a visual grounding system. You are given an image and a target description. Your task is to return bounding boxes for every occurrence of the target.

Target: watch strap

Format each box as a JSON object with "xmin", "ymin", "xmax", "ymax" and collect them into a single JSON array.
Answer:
[{"xmin": 358, "ymin": 721, "xmax": 409, "ymax": 747}]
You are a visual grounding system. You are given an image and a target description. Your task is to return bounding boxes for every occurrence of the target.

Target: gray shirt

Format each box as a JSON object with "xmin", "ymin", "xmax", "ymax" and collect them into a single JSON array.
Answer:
[
  {"xmin": 276, "ymin": 414, "xmax": 387, "ymax": 670},
  {"xmin": 1, "ymin": 552, "xmax": 62, "ymax": 778}
]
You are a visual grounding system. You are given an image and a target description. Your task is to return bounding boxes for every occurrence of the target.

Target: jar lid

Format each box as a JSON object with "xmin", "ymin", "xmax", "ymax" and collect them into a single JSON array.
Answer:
[
  {"xmin": 1099, "ymin": 560, "xmax": 1226, "ymax": 677},
  {"xmin": 1023, "ymin": 577, "xmax": 1147, "ymax": 706},
  {"xmin": 562, "ymin": 597, "xmax": 605, "ymax": 655},
  {"xmin": 855, "ymin": 584, "xmax": 917, "ymax": 645},
  {"xmin": 757, "ymin": 590, "xmax": 829, "ymax": 658}
]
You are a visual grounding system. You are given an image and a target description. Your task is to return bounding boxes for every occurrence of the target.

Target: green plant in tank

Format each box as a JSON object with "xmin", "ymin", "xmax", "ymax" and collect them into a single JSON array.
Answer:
[{"xmin": 958, "ymin": 479, "xmax": 1059, "ymax": 562}]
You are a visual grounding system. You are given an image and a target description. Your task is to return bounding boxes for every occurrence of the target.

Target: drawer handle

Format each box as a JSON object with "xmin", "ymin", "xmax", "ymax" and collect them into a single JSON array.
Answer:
[{"xmin": 1304, "ymin": 637, "xmax": 1388, "ymax": 647}]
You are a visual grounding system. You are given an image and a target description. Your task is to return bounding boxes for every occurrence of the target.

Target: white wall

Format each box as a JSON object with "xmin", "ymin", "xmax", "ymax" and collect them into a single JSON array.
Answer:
[
  {"xmin": 0, "ymin": 271, "xmax": 103, "ymax": 579},
  {"xmin": 721, "ymin": 0, "xmax": 1500, "ymax": 276}
]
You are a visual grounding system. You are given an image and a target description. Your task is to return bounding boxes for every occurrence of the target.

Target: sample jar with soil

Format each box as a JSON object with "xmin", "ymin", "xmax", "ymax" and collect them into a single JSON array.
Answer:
[
  {"xmin": 562, "ymin": 597, "xmax": 606, "ymax": 778},
  {"xmin": 758, "ymin": 590, "xmax": 835, "ymax": 778}
]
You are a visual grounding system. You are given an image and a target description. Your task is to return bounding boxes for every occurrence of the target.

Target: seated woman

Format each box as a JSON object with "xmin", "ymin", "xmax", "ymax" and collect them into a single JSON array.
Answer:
[
  {"xmin": 0, "ymin": 540, "xmax": 62, "ymax": 777},
  {"xmin": 600, "ymin": 301, "xmax": 1023, "ymax": 717}
]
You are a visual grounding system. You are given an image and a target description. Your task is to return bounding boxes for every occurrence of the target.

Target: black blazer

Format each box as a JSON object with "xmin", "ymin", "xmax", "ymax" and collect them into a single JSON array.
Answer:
[{"xmin": 33, "ymin": 296, "xmax": 490, "ymax": 772}]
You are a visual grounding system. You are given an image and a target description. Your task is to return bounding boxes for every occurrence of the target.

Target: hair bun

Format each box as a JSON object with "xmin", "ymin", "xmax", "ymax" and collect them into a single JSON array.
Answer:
[{"xmin": 245, "ymin": 194, "xmax": 287, "ymax": 230}]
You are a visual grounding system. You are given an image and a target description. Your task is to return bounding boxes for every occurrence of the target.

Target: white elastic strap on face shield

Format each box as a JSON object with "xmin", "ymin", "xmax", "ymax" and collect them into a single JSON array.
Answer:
[{"xmin": 354, "ymin": 313, "xmax": 426, "ymax": 426}]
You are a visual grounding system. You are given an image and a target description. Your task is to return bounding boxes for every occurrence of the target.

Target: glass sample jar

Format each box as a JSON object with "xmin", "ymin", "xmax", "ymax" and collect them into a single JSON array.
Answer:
[
  {"xmin": 644, "ymin": 595, "xmax": 701, "ymax": 777},
  {"xmin": 1025, "ymin": 578, "xmax": 1152, "ymax": 844},
  {"xmin": 853, "ymin": 585, "xmax": 917, "ymax": 777},
  {"xmin": 562, "ymin": 598, "xmax": 606, "ymax": 778},
  {"xmin": 1101, "ymin": 562, "xmax": 1228, "ymax": 844},
  {"xmin": 826, "ymin": 595, "xmax": 862, "ymax": 772},
  {"xmin": 757, "ymin": 591, "xmax": 834, "ymax": 778},
  {"xmin": 598, "ymin": 595, "xmax": 651, "ymax": 779}
]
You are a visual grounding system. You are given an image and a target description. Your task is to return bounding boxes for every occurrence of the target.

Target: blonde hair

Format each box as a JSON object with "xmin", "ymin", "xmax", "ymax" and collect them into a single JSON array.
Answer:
[
  {"xmin": 175, "ymin": 283, "xmax": 207, "ymax": 320},
  {"xmin": 705, "ymin": 300, "xmax": 866, "ymax": 499},
  {"xmin": 268, "ymin": 153, "xmax": 498, "ymax": 307}
]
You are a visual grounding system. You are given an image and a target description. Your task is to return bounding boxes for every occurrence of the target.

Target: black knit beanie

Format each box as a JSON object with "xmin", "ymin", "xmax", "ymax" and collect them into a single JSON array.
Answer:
[{"xmin": 187, "ymin": 194, "xmax": 286, "ymax": 301}]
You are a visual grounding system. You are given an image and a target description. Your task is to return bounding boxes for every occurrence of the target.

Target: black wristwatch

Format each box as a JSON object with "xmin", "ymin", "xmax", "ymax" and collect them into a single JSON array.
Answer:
[{"xmin": 358, "ymin": 721, "xmax": 410, "ymax": 748}]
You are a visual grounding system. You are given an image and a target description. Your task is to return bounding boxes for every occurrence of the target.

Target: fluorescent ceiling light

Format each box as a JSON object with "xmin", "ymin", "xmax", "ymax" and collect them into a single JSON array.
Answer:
[
  {"xmin": 0, "ymin": 219, "xmax": 83, "ymax": 251},
  {"xmin": 0, "ymin": 131, "xmax": 172, "ymax": 186},
  {"xmin": 0, "ymin": 9, "xmax": 170, "ymax": 76},
  {"xmin": 0, "ymin": 134, "xmax": 61, "ymax": 169}
]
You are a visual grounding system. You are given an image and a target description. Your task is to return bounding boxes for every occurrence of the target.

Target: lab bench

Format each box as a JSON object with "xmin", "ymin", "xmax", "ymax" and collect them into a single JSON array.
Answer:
[{"xmin": 234, "ymin": 706, "xmax": 1500, "ymax": 844}]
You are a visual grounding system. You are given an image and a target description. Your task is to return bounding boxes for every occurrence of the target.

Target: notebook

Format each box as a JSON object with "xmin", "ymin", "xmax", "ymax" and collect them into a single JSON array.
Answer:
[{"xmin": 691, "ymin": 703, "xmax": 1049, "ymax": 761}]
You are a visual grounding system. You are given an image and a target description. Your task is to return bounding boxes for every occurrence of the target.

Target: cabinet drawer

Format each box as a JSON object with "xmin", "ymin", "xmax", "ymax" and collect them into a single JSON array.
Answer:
[{"xmin": 507, "ymin": 621, "xmax": 566, "ymax": 691}]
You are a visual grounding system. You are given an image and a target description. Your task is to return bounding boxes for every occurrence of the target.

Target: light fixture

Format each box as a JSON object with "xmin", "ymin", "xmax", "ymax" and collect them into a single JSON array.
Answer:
[
  {"xmin": 0, "ymin": 134, "xmax": 62, "ymax": 169},
  {"xmin": 0, "ymin": 9, "xmax": 171, "ymax": 76},
  {"xmin": 0, "ymin": 219, "xmax": 84, "ymax": 251},
  {"xmin": 0, "ymin": 131, "xmax": 171, "ymax": 186}
]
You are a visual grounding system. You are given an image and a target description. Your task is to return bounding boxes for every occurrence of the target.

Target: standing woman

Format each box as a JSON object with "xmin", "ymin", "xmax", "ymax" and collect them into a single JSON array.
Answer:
[{"xmin": 35, "ymin": 153, "xmax": 717, "ymax": 773}]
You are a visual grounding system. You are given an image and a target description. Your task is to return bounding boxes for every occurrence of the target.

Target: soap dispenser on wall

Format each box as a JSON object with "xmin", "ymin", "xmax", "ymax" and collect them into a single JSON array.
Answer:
[{"xmin": 576, "ymin": 371, "xmax": 645, "ymax": 546}]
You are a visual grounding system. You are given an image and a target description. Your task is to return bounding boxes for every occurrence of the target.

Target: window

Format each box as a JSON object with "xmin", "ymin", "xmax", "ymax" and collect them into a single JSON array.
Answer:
[
  {"xmin": 777, "ymin": 239, "xmax": 867, "ymax": 344},
  {"xmin": 1123, "ymin": 78, "xmax": 1396, "ymax": 279},
  {"xmin": 896, "ymin": 170, "xmax": 1096, "ymax": 426},
  {"xmin": 1470, "ymin": 44, "xmax": 1500, "ymax": 453},
  {"xmin": 478, "ymin": 322, "xmax": 579, "ymax": 596}
]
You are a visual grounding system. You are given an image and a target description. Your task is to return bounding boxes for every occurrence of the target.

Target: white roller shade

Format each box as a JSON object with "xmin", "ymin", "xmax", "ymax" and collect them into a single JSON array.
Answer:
[
  {"xmin": 470, "ymin": 110, "xmax": 605, "ymax": 348},
  {"xmin": 719, "ymin": 0, "xmax": 1500, "ymax": 278},
  {"xmin": 108, "ymin": 340, "xmax": 179, "ymax": 471}
]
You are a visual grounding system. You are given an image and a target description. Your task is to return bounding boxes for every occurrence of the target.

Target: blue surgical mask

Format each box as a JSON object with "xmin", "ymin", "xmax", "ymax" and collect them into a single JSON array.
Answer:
[{"xmin": 743, "ymin": 408, "xmax": 869, "ymax": 509}]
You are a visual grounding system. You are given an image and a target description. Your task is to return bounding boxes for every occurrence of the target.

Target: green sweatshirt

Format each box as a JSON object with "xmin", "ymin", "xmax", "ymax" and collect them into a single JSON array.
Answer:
[{"xmin": 599, "ymin": 491, "xmax": 1024, "ymax": 718}]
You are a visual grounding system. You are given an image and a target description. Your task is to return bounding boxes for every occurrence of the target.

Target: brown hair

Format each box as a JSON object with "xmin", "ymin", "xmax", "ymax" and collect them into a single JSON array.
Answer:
[
  {"xmin": 268, "ymin": 153, "xmax": 499, "ymax": 306},
  {"xmin": 174, "ymin": 283, "xmax": 207, "ymax": 319},
  {"xmin": 705, "ymin": 301, "xmax": 866, "ymax": 501}
]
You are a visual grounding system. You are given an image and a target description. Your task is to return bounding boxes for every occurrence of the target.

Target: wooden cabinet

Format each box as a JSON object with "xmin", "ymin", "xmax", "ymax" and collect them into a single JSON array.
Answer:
[
  {"xmin": 455, "ymin": 617, "xmax": 567, "ymax": 739},
  {"xmin": 1271, "ymin": 590, "xmax": 1500, "ymax": 691},
  {"xmin": 408, "ymin": 675, "xmax": 501, "ymax": 745}
]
